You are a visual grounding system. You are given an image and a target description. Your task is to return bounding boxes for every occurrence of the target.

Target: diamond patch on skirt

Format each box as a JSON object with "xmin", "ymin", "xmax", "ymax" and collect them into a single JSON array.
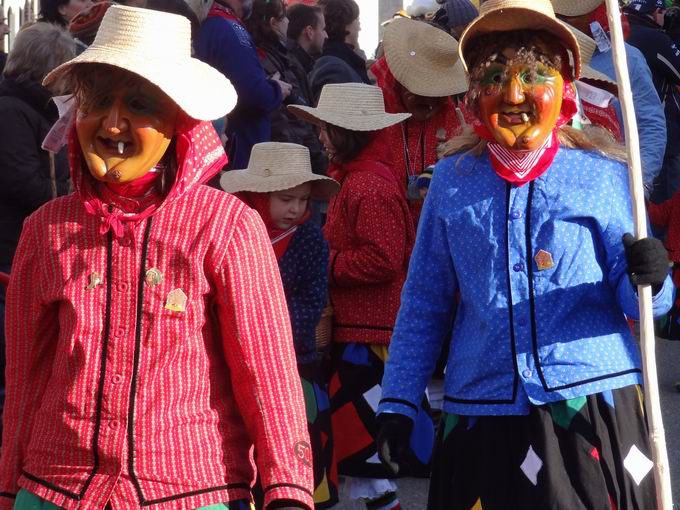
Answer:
[
  {"xmin": 520, "ymin": 445, "xmax": 543, "ymax": 486},
  {"xmin": 624, "ymin": 445, "xmax": 653, "ymax": 485}
]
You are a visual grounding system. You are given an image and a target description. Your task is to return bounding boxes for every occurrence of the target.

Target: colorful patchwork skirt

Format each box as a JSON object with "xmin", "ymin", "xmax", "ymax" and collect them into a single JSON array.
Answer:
[
  {"xmin": 428, "ymin": 385, "xmax": 656, "ymax": 510},
  {"xmin": 328, "ymin": 342, "xmax": 435, "ymax": 479},
  {"xmin": 298, "ymin": 361, "xmax": 339, "ymax": 509}
]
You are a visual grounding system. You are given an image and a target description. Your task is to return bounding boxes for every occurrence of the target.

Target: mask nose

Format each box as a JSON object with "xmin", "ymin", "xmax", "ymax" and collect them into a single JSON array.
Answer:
[
  {"xmin": 102, "ymin": 98, "xmax": 128, "ymax": 136},
  {"xmin": 504, "ymin": 74, "xmax": 525, "ymax": 105}
]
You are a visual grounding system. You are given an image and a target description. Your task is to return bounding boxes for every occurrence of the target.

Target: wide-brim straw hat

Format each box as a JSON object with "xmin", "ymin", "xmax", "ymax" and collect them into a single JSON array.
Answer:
[
  {"xmin": 44, "ymin": 5, "xmax": 236, "ymax": 121},
  {"xmin": 220, "ymin": 142, "xmax": 340, "ymax": 200},
  {"xmin": 551, "ymin": 0, "xmax": 603, "ymax": 17},
  {"xmin": 459, "ymin": 0, "xmax": 581, "ymax": 79},
  {"xmin": 288, "ymin": 83, "xmax": 410, "ymax": 131},
  {"xmin": 383, "ymin": 17, "xmax": 466, "ymax": 97}
]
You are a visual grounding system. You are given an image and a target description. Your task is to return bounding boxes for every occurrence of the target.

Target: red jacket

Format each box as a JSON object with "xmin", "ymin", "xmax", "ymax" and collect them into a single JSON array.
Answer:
[
  {"xmin": 648, "ymin": 191, "xmax": 680, "ymax": 262},
  {"xmin": 0, "ymin": 118, "xmax": 313, "ymax": 510},
  {"xmin": 324, "ymin": 138, "xmax": 415, "ymax": 344}
]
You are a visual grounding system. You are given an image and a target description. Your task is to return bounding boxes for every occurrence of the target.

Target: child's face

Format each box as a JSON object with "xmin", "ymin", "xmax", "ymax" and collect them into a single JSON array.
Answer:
[{"xmin": 269, "ymin": 183, "xmax": 312, "ymax": 230}]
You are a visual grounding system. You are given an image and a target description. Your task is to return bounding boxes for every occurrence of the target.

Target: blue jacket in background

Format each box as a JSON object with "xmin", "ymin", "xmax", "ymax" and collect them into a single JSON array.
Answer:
[
  {"xmin": 195, "ymin": 15, "xmax": 282, "ymax": 169},
  {"xmin": 591, "ymin": 43, "xmax": 667, "ymax": 190},
  {"xmin": 378, "ymin": 148, "xmax": 673, "ymax": 419}
]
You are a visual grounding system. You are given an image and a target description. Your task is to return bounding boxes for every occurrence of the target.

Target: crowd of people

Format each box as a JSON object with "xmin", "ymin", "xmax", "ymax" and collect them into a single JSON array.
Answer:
[{"xmin": 0, "ymin": 0, "xmax": 679, "ymax": 509}]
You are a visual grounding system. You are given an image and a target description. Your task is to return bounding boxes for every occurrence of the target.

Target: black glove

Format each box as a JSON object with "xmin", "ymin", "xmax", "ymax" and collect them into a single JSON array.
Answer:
[
  {"xmin": 623, "ymin": 233, "xmax": 669, "ymax": 293},
  {"xmin": 376, "ymin": 413, "xmax": 414, "ymax": 476}
]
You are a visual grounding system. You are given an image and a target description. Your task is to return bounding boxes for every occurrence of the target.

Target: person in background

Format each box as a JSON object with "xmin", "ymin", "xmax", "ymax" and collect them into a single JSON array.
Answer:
[
  {"xmin": 0, "ymin": 13, "xmax": 9, "ymax": 73},
  {"xmin": 195, "ymin": 0, "xmax": 292, "ymax": 170},
  {"xmin": 221, "ymin": 142, "xmax": 340, "ymax": 509},
  {"xmin": 290, "ymin": 83, "xmax": 435, "ymax": 510},
  {"xmin": 433, "ymin": 0, "xmax": 478, "ymax": 37},
  {"xmin": 371, "ymin": 17, "xmax": 463, "ymax": 229},
  {"xmin": 287, "ymin": 3, "xmax": 327, "ymax": 75},
  {"xmin": 38, "ymin": 0, "xmax": 93, "ymax": 27},
  {"xmin": 0, "ymin": 20, "xmax": 74, "ymax": 445},
  {"xmin": 68, "ymin": 1, "xmax": 113, "ymax": 49},
  {"xmin": 551, "ymin": 0, "xmax": 667, "ymax": 198},
  {"xmin": 310, "ymin": 0, "xmax": 368, "ymax": 104}
]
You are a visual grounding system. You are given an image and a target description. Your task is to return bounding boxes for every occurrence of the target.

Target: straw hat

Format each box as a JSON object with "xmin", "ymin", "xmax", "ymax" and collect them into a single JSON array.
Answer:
[
  {"xmin": 288, "ymin": 83, "xmax": 410, "ymax": 131},
  {"xmin": 551, "ymin": 0, "xmax": 603, "ymax": 17},
  {"xmin": 570, "ymin": 25, "xmax": 617, "ymax": 86},
  {"xmin": 458, "ymin": 0, "xmax": 581, "ymax": 79},
  {"xmin": 383, "ymin": 17, "xmax": 467, "ymax": 97},
  {"xmin": 220, "ymin": 143, "xmax": 340, "ymax": 200},
  {"xmin": 44, "ymin": 5, "xmax": 236, "ymax": 121}
]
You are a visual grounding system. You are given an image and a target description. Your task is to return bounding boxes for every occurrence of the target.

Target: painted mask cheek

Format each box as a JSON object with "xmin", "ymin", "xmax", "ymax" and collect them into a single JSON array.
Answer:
[{"xmin": 76, "ymin": 110, "xmax": 108, "ymax": 180}]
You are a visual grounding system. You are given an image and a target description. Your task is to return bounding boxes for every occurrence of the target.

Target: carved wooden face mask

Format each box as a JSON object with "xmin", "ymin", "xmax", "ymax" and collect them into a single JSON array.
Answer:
[{"xmin": 76, "ymin": 71, "xmax": 178, "ymax": 183}]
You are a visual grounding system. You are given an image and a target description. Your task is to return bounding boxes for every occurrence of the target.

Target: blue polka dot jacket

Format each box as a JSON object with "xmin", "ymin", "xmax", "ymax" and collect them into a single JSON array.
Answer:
[
  {"xmin": 378, "ymin": 147, "xmax": 674, "ymax": 417},
  {"xmin": 278, "ymin": 220, "xmax": 329, "ymax": 365}
]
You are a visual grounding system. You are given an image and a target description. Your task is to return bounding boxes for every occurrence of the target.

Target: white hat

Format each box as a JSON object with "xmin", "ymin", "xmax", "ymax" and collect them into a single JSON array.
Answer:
[
  {"xmin": 220, "ymin": 143, "xmax": 340, "ymax": 200},
  {"xmin": 288, "ymin": 83, "xmax": 410, "ymax": 131},
  {"xmin": 44, "ymin": 5, "xmax": 236, "ymax": 121}
]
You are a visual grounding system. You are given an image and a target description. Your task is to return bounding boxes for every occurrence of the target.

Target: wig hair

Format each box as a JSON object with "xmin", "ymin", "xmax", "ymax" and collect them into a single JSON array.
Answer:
[
  {"xmin": 287, "ymin": 3, "xmax": 323, "ymax": 41},
  {"xmin": 244, "ymin": 0, "xmax": 286, "ymax": 47},
  {"xmin": 317, "ymin": 0, "xmax": 359, "ymax": 43},
  {"xmin": 325, "ymin": 123, "xmax": 372, "ymax": 164},
  {"xmin": 3, "ymin": 21, "xmax": 75, "ymax": 87}
]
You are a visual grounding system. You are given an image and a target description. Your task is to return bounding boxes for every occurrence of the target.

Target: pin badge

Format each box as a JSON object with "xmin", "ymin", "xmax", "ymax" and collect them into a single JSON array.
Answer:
[
  {"xmin": 145, "ymin": 268, "xmax": 163, "ymax": 287},
  {"xmin": 535, "ymin": 250, "xmax": 555, "ymax": 271},
  {"xmin": 85, "ymin": 272, "xmax": 102, "ymax": 290},
  {"xmin": 165, "ymin": 288, "xmax": 187, "ymax": 312}
]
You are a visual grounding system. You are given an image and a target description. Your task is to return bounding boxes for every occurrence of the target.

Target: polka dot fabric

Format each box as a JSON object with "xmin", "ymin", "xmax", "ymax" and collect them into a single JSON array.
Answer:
[{"xmin": 378, "ymin": 147, "xmax": 673, "ymax": 419}]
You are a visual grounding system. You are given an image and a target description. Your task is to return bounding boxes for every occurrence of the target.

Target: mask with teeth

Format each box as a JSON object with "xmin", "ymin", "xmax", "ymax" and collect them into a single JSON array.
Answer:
[{"xmin": 74, "ymin": 68, "xmax": 179, "ymax": 184}]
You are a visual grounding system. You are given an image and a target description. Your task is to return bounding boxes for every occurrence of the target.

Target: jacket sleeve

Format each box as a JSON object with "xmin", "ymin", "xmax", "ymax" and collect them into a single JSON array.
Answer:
[
  {"xmin": 330, "ymin": 182, "xmax": 409, "ymax": 287},
  {"xmin": 195, "ymin": 18, "xmax": 282, "ymax": 114},
  {"xmin": 0, "ymin": 107, "xmax": 67, "ymax": 214},
  {"xmin": 646, "ymin": 196, "xmax": 674, "ymax": 227},
  {"xmin": 377, "ymin": 160, "xmax": 458, "ymax": 420},
  {"xmin": 653, "ymin": 35, "xmax": 680, "ymax": 86},
  {"xmin": 0, "ymin": 215, "xmax": 56, "ymax": 508},
  {"xmin": 214, "ymin": 207, "xmax": 313, "ymax": 510}
]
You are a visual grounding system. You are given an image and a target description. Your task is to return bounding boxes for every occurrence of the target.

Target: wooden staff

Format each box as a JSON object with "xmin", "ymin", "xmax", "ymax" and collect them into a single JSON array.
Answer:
[{"xmin": 603, "ymin": 1, "xmax": 673, "ymax": 508}]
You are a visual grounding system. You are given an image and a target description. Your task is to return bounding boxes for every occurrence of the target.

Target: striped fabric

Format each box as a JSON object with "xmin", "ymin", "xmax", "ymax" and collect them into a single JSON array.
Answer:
[
  {"xmin": 486, "ymin": 135, "xmax": 552, "ymax": 180},
  {"xmin": 0, "ymin": 187, "xmax": 314, "ymax": 509}
]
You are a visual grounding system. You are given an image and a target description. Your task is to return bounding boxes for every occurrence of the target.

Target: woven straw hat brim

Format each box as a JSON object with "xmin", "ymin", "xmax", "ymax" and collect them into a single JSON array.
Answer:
[
  {"xmin": 44, "ymin": 50, "xmax": 236, "ymax": 122},
  {"xmin": 581, "ymin": 65, "xmax": 617, "ymax": 86},
  {"xmin": 459, "ymin": 7, "xmax": 581, "ymax": 79},
  {"xmin": 220, "ymin": 169, "xmax": 340, "ymax": 200},
  {"xmin": 451, "ymin": 59, "xmax": 470, "ymax": 95},
  {"xmin": 287, "ymin": 104, "xmax": 410, "ymax": 131},
  {"xmin": 551, "ymin": 0, "xmax": 603, "ymax": 17},
  {"xmin": 384, "ymin": 17, "xmax": 462, "ymax": 97}
]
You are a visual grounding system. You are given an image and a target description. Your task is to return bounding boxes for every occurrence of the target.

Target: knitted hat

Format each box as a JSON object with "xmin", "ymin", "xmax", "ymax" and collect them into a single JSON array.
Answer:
[
  {"xmin": 459, "ymin": 0, "xmax": 581, "ymax": 78},
  {"xmin": 551, "ymin": 0, "xmax": 603, "ymax": 17},
  {"xmin": 44, "ymin": 5, "xmax": 236, "ymax": 121},
  {"xmin": 628, "ymin": 0, "xmax": 665, "ymax": 14},
  {"xmin": 220, "ymin": 143, "xmax": 340, "ymax": 200},
  {"xmin": 444, "ymin": 0, "xmax": 478, "ymax": 29},
  {"xmin": 383, "ymin": 17, "xmax": 466, "ymax": 97},
  {"xmin": 68, "ymin": 2, "xmax": 113, "ymax": 46},
  {"xmin": 288, "ymin": 83, "xmax": 411, "ymax": 131}
]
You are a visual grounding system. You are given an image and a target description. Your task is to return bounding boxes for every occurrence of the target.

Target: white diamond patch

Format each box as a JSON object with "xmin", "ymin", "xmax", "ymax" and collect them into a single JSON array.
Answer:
[
  {"xmin": 624, "ymin": 445, "xmax": 654, "ymax": 485},
  {"xmin": 362, "ymin": 385, "xmax": 382, "ymax": 412},
  {"xmin": 520, "ymin": 445, "xmax": 543, "ymax": 486}
]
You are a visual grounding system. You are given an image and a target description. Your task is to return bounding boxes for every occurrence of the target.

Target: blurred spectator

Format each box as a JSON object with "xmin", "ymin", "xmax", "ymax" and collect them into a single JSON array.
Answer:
[
  {"xmin": 68, "ymin": 1, "xmax": 113, "ymax": 48},
  {"xmin": 245, "ymin": 0, "xmax": 327, "ymax": 178},
  {"xmin": 146, "ymin": 0, "xmax": 201, "ymax": 43},
  {"xmin": 196, "ymin": 0, "xmax": 291, "ymax": 169},
  {"xmin": 38, "ymin": 0, "xmax": 93, "ymax": 28},
  {"xmin": 625, "ymin": 0, "xmax": 680, "ymax": 202},
  {"xmin": 552, "ymin": 0, "xmax": 667, "ymax": 197},
  {"xmin": 0, "ymin": 13, "xmax": 9, "ymax": 73},
  {"xmin": 185, "ymin": 0, "xmax": 213, "ymax": 23},
  {"xmin": 435, "ymin": 0, "xmax": 478, "ymax": 37},
  {"xmin": 0, "ymin": 20, "xmax": 73, "ymax": 431},
  {"xmin": 311, "ymin": 0, "xmax": 368, "ymax": 103},
  {"xmin": 287, "ymin": 3, "xmax": 327, "ymax": 74}
]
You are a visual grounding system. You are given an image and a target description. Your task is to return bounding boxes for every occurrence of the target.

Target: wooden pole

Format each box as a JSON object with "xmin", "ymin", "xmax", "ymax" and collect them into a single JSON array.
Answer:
[{"xmin": 603, "ymin": 1, "xmax": 673, "ymax": 508}]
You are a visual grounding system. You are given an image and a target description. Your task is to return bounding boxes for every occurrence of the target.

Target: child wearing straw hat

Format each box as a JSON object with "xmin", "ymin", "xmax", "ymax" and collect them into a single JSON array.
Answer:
[
  {"xmin": 0, "ymin": 6, "xmax": 313, "ymax": 510},
  {"xmin": 289, "ymin": 83, "xmax": 435, "ymax": 510},
  {"xmin": 374, "ymin": 0, "xmax": 673, "ymax": 508},
  {"xmin": 220, "ymin": 142, "xmax": 340, "ymax": 509}
]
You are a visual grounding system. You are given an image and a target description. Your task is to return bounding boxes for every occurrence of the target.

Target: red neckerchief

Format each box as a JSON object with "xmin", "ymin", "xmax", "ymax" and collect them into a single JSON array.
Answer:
[
  {"xmin": 208, "ymin": 2, "xmax": 242, "ymax": 23},
  {"xmin": 469, "ymin": 79, "xmax": 578, "ymax": 186},
  {"xmin": 237, "ymin": 191, "xmax": 310, "ymax": 260},
  {"xmin": 105, "ymin": 167, "xmax": 160, "ymax": 197}
]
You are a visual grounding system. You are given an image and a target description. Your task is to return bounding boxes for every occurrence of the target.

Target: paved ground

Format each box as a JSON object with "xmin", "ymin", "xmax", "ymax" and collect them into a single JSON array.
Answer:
[{"xmin": 331, "ymin": 339, "xmax": 680, "ymax": 509}]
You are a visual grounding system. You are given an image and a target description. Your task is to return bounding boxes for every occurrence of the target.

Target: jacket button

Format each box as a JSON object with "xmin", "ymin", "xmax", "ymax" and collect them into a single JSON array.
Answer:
[
  {"xmin": 513, "ymin": 263, "xmax": 524, "ymax": 272},
  {"xmin": 117, "ymin": 282, "xmax": 129, "ymax": 292},
  {"xmin": 109, "ymin": 420, "xmax": 119, "ymax": 429},
  {"xmin": 112, "ymin": 374, "xmax": 123, "ymax": 384},
  {"xmin": 511, "ymin": 210, "xmax": 522, "ymax": 219},
  {"xmin": 114, "ymin": 328, "xmax": 125, "ymax": 338},
  {"xmin": 522, "ymin": 369, "xmax": 532, "ymax": 378}
]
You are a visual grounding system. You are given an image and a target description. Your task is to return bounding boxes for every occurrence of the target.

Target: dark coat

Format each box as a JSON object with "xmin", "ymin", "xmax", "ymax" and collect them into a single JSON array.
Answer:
[
  {"xmin": 309, "ymin": 41, "xmax": 370, "ymax": 105},
  {"xmin": 0, "ymin": 77, "xmax": 69, "ymax": 266}
]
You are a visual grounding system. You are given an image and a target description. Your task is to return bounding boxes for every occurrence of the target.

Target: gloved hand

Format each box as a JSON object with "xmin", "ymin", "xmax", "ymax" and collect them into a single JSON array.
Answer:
[
  {"xmin": 623, "ymin": 233, "xmax": 669, "ymax": 293},
  {"xmin": 376, "ymin": 413, "xmax": 414, "ymax": 476}
]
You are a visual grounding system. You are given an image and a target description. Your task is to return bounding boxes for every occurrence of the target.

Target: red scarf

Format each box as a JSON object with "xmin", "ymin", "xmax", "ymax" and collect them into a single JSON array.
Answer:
[
  {"xmin": 238, "ymin": 191, "xmax": 309, "ymax": 260},
  {"xmin": 207, "ymin": 2, "xmax": 242, "ymax": 23},
  {"xmin": 470, "ymin": 79, "xmax": 578, "ymax": 186}
]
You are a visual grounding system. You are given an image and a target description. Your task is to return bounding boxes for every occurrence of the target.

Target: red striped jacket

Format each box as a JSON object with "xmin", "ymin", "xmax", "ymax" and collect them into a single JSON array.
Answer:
[{"xmin": 0, "ymin": 185, "xmax": 314, "ymax": 509}]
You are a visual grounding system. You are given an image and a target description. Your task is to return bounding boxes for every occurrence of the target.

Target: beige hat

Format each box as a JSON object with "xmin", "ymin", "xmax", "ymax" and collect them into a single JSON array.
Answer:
[
  {"xmin": 220, "ymin": 143, "xmax": 340, "ymax": 200},
  {"xmin": 288, "ymin": 83, "xmax": 411, "ymax": 131},
  {"xmin": 458, "ymin": 0, "xmax": 581, "ymax": 79},
  {"xmin": 44, "ymin": 5, "xmax": 236, "ymax": 121},
  {"xmin": 570, "ymin": 25, "xmax": 617, "ymax": 86},
  {"xmin": 383, "ymin": 17, "xmax": 467, "ymax": 97},
  {"xmin": 551, "ymin": 0, "xmax": 603, "ymax": 17}
]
